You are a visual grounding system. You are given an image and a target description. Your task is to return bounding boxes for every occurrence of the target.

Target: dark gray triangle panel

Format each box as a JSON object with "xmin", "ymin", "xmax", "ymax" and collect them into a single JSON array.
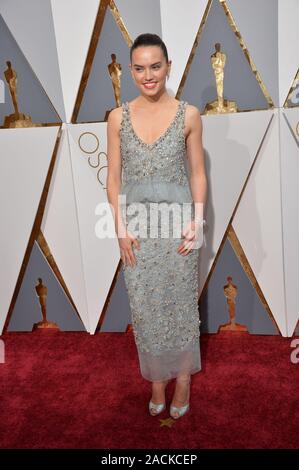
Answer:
[
  {"xmin": 77, "ymin": 8, "xmax": 136, "ymax": 123},
  {"xmin": 0, "ymin": 14, "xmax": 61, "ymax": 124},
  {"xmin": 8, "ymin": 242, "xmax": 85, "ymax": 332},
  {"xmin": 181, "ymin": 0, "xmax": 269, "ymax": 112},
  {"xmin": 98, "ymin": 269, "xmax": 131, "ymax": 333},
  {"xmin": 199, "ymin": 238, "xmax": 278, "ymax": 334}
]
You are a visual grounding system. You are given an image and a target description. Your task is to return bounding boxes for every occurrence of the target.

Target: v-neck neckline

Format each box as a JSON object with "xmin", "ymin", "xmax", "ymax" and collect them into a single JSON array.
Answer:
[{"xmin": 126, "ymin": 100, "xmax": 182, "ymax": 148}]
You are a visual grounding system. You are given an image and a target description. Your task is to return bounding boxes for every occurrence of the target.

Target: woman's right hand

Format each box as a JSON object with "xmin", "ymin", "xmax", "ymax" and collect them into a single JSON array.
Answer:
[{"xmin": 118, "ymin": 229, "xmax": 141, "ymax": 268}]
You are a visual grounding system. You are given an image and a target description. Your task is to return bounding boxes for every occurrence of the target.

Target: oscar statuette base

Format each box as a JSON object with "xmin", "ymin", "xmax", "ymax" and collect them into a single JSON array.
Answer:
[
  {"xmin": 204, "ymin": 99, "xmax": 238, "ymax": 115},
  {"xmin": 32, "ymin": 320, "xmax": 60, "ymax": 332}
]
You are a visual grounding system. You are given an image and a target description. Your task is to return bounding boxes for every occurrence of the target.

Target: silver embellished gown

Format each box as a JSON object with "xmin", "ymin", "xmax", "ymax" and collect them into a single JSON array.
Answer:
[{"xmin": 120, "ymin": 100, "xmax": 201, "ymax": 382}]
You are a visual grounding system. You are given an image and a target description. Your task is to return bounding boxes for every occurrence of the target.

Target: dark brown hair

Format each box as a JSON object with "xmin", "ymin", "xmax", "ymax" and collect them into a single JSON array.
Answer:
[{"xmin": 130, "ymin": 33, "xmax": 169, "ymax": 63}]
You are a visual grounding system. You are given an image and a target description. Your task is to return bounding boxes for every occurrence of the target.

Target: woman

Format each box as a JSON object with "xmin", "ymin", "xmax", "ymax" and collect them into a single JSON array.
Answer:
[{"xmin": 107, "ymin": 33, "xmax": 207, "ymax": 419}]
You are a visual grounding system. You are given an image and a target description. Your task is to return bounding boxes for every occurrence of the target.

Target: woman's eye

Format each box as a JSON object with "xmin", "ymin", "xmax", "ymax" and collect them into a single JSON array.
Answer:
[{"xmin": 135, "ymin": 66, "xmax": 160, "ymax": 71}]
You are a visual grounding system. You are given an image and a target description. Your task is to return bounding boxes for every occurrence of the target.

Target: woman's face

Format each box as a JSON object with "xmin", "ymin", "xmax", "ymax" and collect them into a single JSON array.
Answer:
[{"xmin": 130, "ymin": 45, "xmax": 170, "ymax": 97}]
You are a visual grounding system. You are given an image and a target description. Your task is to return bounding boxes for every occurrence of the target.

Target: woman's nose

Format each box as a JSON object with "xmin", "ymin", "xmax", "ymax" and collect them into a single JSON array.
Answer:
[{"xmin": 145, "ymin": 69, "xmax": 153, "ymax": 80}]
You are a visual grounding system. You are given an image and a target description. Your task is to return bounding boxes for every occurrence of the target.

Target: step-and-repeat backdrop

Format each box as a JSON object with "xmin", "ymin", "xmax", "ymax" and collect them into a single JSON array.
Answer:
[{"xmin": 0, "ymin": 0, "xmax": 298, "ymax": 336}]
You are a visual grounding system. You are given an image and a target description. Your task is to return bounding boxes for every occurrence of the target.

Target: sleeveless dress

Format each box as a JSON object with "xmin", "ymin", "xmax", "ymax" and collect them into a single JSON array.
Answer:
[{"xmin": 119, "ymin": 99, "xmax": 201, "ymax": 382}]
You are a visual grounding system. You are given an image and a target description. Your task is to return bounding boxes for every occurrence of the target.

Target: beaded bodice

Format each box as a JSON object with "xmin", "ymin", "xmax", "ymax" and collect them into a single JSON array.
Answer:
[{"xmin": 120, "ymin": 100, "xmax": 190, "ymax": 187}]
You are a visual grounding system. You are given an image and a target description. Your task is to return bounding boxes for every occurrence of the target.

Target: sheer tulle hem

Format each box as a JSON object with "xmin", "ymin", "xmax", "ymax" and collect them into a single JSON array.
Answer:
[{"xmin": 135, "ymin": 341, "xmax": 201, "ymax": 382}]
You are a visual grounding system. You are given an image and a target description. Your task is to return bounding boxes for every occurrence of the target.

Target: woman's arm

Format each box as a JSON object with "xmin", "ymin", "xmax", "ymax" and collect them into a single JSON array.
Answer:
[
  {"xmin": 106, "ymin": 108, "xmax": 140, "ymax": 267},
  {"xmin": 185, "ymin": 105, "xmax": 207, "ymax": 223},
  {"xmin": 106, "ymin": 107, "xmax": 126, "ymax": 237},
  {"xmin": 177, "ymin": 105, "xmax": 207, "ymax": 255}
]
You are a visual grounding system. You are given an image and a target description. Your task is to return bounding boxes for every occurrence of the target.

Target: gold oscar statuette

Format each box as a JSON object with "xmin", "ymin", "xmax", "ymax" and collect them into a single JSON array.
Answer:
[
  {"xmin": 104, "ymin": 53, "xmax": 122, "ymax": 120},
  {"xmin": 32, "ymin": 278, "xmax": 59, "ymax": 331},
  {"xmin": 203, "ymin": 43, "xmax": 238, "ymax": 115},
  {"xmin": 3, "ymin": 61, "xmax": 40, "ymax": 128},
  {"xmin": 218, "ymin": 276, "xmax": 248, "ymax": 332}
]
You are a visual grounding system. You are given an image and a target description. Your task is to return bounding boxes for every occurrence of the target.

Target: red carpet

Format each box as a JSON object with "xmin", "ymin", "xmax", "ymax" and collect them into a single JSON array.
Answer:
[{"xmin": 0, "ymin": 331, "xmax": 298, "ymax": 449}]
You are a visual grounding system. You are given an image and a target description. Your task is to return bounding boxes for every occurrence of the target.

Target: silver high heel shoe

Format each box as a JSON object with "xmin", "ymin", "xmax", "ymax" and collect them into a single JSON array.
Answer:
[
  {"xmin": 148, "ymin": 400, "xmax": 166, "ymax": 416},
  {"xmin": 148, "ymin": 379, "xmax": 169, "ymax": 416},
  {"xmin": 170, "ymin": 376, "xmax": 191, "ymax": 419}
]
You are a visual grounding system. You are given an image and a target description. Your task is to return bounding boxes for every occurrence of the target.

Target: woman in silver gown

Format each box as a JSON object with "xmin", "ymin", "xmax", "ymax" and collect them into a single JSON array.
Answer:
[{"xmin": 107, "ymin": 34, "xmax": 207, "ymax": 419}]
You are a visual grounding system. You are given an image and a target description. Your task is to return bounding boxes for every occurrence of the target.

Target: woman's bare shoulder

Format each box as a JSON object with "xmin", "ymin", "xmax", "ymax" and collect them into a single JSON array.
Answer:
[
  {"xmin": 107, "ymin": 104, "xmax": 123, "ymax": 133},
  {"xmin": 184, "ymin": 103, "xmax": 202, "ymax": 137},
  {"xmin": 185, "ymin": 103, "xmax": 202, "ymax": 124},
  {"xmin": 185, "ymin": 102, "xmax": 201, "ymax": 116}
]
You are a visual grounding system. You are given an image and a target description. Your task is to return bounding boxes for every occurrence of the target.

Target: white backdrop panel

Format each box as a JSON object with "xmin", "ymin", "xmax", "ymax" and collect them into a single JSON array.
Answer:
[
  {"xmin": 51, "ymin": 0, "xmax": 100, "ymax": 123},
  {"xmin": 199, "ymin": 110, "xmax": 273, "ymax": 296},
  {"xmin": 0, "ymin": 126, "xmax": 59, "ymax": 334},
  {"xmin": 67, "ymin": 123, "xmax": 120, "ymax": 334},
  {"xmin": 280, "ymin": 108, "xmax": 299, "ymax": 335},
  {"xmin": 282, "ymin": 108, "xmax": 299, "ymax": 144},
  {"xmin": 41, "ymin": 124, "xmax": 90, "ymax": 331},
  {"xmin": 160, "ymin": 0, "xmax": 209, "ymax": 96},
  {"xmin": 232, "ymin": 110, "xmax": 287, "ymax": 335}
]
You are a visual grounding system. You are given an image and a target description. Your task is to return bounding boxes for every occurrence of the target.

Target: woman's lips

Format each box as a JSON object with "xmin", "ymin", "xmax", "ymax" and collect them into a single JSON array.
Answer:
[{"xmin": 143, "ymin": 82, "xmax": 157, "ymax": 89}]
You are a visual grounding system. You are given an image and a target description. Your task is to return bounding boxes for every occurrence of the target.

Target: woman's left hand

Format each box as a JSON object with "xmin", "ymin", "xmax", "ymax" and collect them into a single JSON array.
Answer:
[{"xmin": 177, "ymin": 219, "xmax": 203, "ymax": 255}]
